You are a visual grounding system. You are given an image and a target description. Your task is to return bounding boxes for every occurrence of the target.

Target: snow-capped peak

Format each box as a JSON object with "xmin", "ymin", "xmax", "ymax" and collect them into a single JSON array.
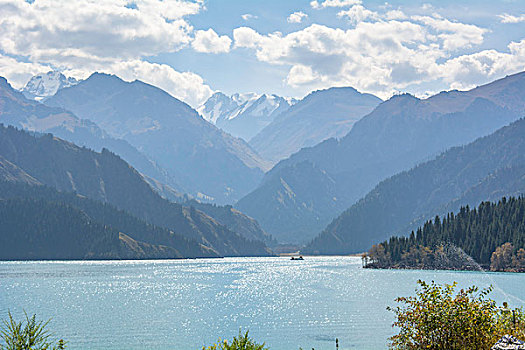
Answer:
[
  {"xmin": 198, "ymin": 91, "xmax": 297, "ymax": 141},
  {"xmin": 22, "ymin": 71, "xmax": 79, "ymax": 101}
]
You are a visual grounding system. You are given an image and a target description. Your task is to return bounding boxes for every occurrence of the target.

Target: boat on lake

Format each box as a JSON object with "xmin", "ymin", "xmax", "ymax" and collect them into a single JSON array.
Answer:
[{"xmin": 290, "ymin": 256, "xmax": 304, "ymax": 261}]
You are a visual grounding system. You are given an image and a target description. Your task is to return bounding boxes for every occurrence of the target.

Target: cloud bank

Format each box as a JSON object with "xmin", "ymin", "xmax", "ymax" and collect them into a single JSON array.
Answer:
[
  {"xmin": 234, "ymin": 4, "xmax": 525, "ymax": 99},
  {"xmin": 0, "ymin": 0, "xmax": 212, "ymax": 107}
]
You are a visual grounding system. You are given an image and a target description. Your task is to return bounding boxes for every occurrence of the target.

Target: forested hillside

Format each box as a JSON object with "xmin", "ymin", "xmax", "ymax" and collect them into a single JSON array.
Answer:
[
  {"xmin": 183, "ymin": 199, "xmax": 275, "ymax": 244},
  {"xmin": 0, "ymin": 197, "xmax": 196, "ymax": 260},
  {"xmin": 0, "ymin": 124, "xmax": 271, "ymax": 257},
  {"xmin": 364, "ymin": 197, "xmax": 525, "ymax": 271},
  {"xmin": 0, "ymin": 181, "xmax": 216, "ymax": 259}
]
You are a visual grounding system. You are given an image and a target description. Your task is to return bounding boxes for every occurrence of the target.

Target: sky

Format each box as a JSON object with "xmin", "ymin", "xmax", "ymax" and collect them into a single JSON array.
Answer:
[{"xmin": 0, "ymin": 0, "xmax": 524, "ymax": 107}]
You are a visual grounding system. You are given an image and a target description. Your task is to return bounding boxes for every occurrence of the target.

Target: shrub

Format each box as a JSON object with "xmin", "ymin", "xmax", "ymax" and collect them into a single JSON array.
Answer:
[
  {"xmin": 202, "ymin": 330, "xmax": 268, "ymax": 350},
  {"xmin": 388, "ymin": 280, "xmax": 525, "ymax": 350},
  {"xmin": 0, "ymin": 312, "xmax": 66, "ymax": 350}
]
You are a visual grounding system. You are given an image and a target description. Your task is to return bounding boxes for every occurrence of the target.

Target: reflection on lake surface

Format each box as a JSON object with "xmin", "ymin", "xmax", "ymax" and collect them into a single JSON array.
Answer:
[{"xmin": 1, "ymin": 257, "xmax": 524, "ymax": 350}]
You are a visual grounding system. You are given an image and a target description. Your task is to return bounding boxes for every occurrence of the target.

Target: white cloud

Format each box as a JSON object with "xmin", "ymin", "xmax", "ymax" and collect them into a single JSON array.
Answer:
[
  {"xmin": 232, "ymin": 4, "xmax": 524, "ymax": 100},
  {"xmin": 286, "ymin": 65, "xmax": 320, "ymax": 85},
  {"xmin": 106, "ymin": 60, "xmax": 213, "ymax": 107},
  {"xmin": 412, "ymin": 16, "xmax": 487, "ymax": 51},
  {"xmin": 311, "ymin": 0, "xmax": 361, "ymax": 9},
  {"xmin": 0, "ymin": 54, "xmax": 52, "ymax": 88},
  {"xmin": 287, "ymin": 11, "xmax": 308, "ymax": 24},
  {"xmin": 234, "ymin": 22, "xmax": 430, "ymax": 97},
  {"xmin": 0, "ymin": 0, "xmax": 199, "ymax": 63},
  {"xmin": 337, "ymin": 5, "xmax": 380, "ymax": 24},
  {"xmin": 241, "ymin": 13, "xmax": 257, "ymax": 21},
  {"xmin": 192, "ymin": 29, "xmax": 231, "ymax": 53},
  {"xmin": 385, "ymin": 9, "xmax": 407, "ymax": 21},
  {"xmin": 440, "ymin": 39, "xmax": 525, "ymax": 90},
  {"xmin": 421, "ymin": 3, "xmax": 433, "ymax": 11},
  {"xmin": 499, "ymin": 13, "xmax": 525, "ymax": 24},
  {"xmin": 0, "ymin": 0, "xmax": 214, "ymax": 107}
]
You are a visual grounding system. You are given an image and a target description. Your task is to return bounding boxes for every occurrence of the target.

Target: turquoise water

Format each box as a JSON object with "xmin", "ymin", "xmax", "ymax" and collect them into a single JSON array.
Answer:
[{"xmin": 1, "ymin": 256, "xmax": 524, "ymax": 350}]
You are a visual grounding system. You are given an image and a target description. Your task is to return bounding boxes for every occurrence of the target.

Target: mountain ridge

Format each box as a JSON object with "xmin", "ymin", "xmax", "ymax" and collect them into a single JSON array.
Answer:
[{"xmin": 199, "ymin": 91, "xmax": 294, "ymax": 141}]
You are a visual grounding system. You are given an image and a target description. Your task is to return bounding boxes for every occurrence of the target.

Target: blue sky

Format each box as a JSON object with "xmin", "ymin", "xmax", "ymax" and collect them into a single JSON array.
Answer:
[
  {"xmin": 166, "ymin": 0, "xmax": 525, "ymax": 98},
  {"xmin": 0, "ymin": 0, "xmax": 524, "ymax": 106}
]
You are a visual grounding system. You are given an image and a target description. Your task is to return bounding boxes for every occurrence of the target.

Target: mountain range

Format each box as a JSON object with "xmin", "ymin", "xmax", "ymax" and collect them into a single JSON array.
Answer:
[
  {"xmin": 237, "ymin": 72, "xmax": 525, "ymax": 244},
  {"xmin": 2, "ymin": 68, "xmax": 525, "ymax": 259},
  {"xmin": 45, "ymin": 73, "xmax": 269, "ymax": 203}
]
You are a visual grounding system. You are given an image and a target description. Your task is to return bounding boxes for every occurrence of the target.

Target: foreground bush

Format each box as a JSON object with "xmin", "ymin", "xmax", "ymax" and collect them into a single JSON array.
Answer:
[
  {"xmin": 0, "ymin": 312, "xmax": 66, "ymax": 350},
  {"xmin": 202, "ymin": 330, "xmax": 268, "ymax": 350},
  {"xmin": 389, "ymin": 280, "xmax": 525, "ymax": 350}
]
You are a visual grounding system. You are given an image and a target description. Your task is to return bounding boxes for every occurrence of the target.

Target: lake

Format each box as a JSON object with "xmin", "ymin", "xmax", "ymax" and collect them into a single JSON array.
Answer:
[{"xmin": 1, "ymin": 256, "xmax": 524, "ymax": 349}]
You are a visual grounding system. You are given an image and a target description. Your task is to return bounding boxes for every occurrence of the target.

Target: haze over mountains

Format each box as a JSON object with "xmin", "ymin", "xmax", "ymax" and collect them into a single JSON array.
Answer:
[
  {"xmin": 237, "ymin": 72, "xmax": 525, "ymax": 244},
  {"xmin": 1, "ymin": 76, "xmax": 181, "ymax": 199}
]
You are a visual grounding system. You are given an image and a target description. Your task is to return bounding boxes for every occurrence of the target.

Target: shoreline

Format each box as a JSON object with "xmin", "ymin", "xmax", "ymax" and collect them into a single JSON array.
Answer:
[
  {"xmin": 0, "ymin": 255, "xmax": 362, "ymax": 263},
  {"xmin": 363, "ymin": 264, "xmax": 525, "ymax": 273}
]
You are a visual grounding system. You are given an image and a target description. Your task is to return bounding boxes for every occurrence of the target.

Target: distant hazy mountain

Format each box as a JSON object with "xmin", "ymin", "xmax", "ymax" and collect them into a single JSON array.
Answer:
[
  {"xmin": 304, "ymin": 118, "xmax": 525, "ymax": 254},
  {"xmin": 46, "ymin": 73, "xmax": 269, "ymax": 203},
  {"xmin": 0, "ymin": 124, "xmax": 271, "ymax": 257},
  {"xmin": 249, "ymin": 87, "xmax": 382, "ymax": 164},
  {"xmin": 237, "ymin": 72, "xmax": 525, "ymax": 244},
  {"xmin": 199, "ymin": 92, "xmax": 295, "ymax": 141},
  {"xmin": 0, "ymin": 76, "xmax": 184, "ymax": 197},
  {"xmin": 22, "ymin": 71, "xmax": 79, "ymax": 101}
]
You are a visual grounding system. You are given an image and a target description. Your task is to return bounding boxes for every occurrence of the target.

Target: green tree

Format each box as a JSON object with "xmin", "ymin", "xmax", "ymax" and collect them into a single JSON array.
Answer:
[
  {"xmin": 0, "ymin": 312, "xmax": 66, "ymax": 350},
  {"xmin": 389, "ymin": 280, "xmax": 525, "ymax": 350},
  {"xmin": 365, "ymin": 196, "xmax": 525, "ymax": 271}
]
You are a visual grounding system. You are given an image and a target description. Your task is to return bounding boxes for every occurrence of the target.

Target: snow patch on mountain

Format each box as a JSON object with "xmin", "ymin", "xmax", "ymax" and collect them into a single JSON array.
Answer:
[{"xmin": 22, "ymin": 71, "xmax": 79, "ymax": 101}]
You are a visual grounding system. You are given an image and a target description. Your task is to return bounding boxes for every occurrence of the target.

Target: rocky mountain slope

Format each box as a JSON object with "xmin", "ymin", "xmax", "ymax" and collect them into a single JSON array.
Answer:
[
  {"xmin": 199, "ymin": 92, "xmax": 294, "ymax": 141},
  {"xmin": 22, "ymin": 71, "xmax": 79, "ymax": 101}
]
